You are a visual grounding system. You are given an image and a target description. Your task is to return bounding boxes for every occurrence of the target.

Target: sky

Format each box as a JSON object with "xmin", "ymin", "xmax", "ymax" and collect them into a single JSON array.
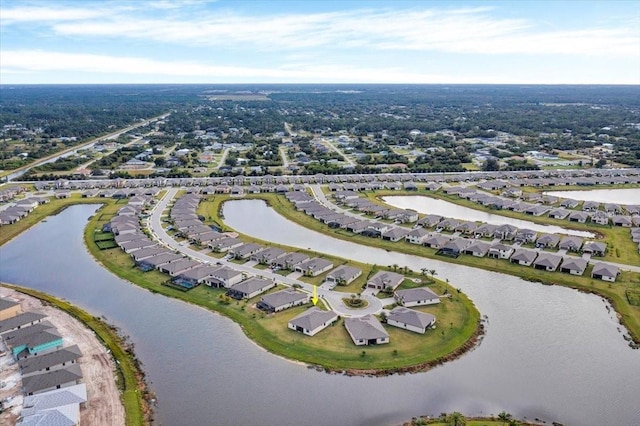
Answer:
[{"xmin": 1, "ymin": 0, "xmax": 639, "ymax": 85}]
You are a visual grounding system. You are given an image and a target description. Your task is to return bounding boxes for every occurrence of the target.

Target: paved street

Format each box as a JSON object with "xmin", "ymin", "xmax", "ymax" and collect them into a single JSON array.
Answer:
[{"xmin": 146, "ymin": 188, "xmax": 383, "ymax": 317}]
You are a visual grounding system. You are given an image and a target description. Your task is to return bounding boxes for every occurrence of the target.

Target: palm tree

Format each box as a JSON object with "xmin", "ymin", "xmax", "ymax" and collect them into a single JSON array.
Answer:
[
  {"xmin": 420, "ymin": 267, "xmax": 428, "ymax": 276},
  {"xmin": 392, "ymin": 264, "xmax": 399, "ymax": 272},
  {"xmin": 446, "ymin": 412, "xmax": 466, "ymax": 426},
  {"xmin": 498, "ymin": 412, "xmax": 514, "ymax": 425}
]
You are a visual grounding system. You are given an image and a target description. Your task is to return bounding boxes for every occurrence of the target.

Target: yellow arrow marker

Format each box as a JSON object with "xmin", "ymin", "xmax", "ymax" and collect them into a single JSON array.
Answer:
[{"xmin": 312, "ymin": 285, "xmax": 319, "ymax": 305}]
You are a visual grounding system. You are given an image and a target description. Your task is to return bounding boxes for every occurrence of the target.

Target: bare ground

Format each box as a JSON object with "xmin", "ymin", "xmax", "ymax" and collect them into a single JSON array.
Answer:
[{"xmin": 0, "ymin": 288, "xmax": 125, "ymax": 425}]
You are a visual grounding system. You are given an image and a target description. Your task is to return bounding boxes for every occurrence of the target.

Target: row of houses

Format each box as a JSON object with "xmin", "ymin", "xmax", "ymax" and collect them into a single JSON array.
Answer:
[
  {"xmin": 444, "ymin": 186, "xmax": 640, "ymax": 227},
  {"xmin": 40, "ymin": 168, "xmax": 640, "ymax": 192},
  {"xmin": 0, "ymin": 298, "xmax": 87, "ymax": 425},
  {"xmin": 0, "ymin": 196, "xmax": 50, "ymax": 226}
]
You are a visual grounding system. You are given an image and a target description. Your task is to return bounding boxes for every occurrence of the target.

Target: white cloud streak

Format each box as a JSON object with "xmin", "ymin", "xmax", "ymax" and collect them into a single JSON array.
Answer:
[{"xmin": 2, "ymin": 4, "xmax": 637, "ymax": 57}]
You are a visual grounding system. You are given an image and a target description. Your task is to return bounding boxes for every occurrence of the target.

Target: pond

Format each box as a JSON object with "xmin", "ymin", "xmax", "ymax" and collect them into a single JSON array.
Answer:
[
  {"xmin": 382, "ymin": 196, "xmax": 594, "ymax": 238},
  {"xmin": 1, "ymin": 204, "xmax": 639, "ymax": 426},
  {"xmin": 544, "ymin": 188, "xmax": 640, "ymax": 205}
]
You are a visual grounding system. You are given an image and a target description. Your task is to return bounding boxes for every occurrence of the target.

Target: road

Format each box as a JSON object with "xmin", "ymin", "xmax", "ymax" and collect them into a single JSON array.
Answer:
[
  {"xmin": 2, "ymin": 112, "xmax": 170, "ymax": 183},
  {"xmin": 323, "ymin": 138, "xmax": 356, "ymax": 167},
  {"xmin": 146, "ymin": 188, "xmax": 383, "ymax": 317},
  {"xmin": 216, "ymin": 148, "xmax": 230, "ymax": 169},
  {"xmin": 279, "ymin": 147, "xmax": 290, "ymax": 168}
]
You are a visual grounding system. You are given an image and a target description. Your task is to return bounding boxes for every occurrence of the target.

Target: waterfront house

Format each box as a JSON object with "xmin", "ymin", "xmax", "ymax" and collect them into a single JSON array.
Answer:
[
  {"xmin": 560, "ymin": 257, "xmax": 587, "ymax": 275},
  {"xmin": 381, "ymin": 227, "xmax": 410, "ymax": 242},
  {"xmin": 612, "ymin": 215, "xmax": 633, "ymax": 227},
  {"xmin": 325, "ymin": 265, "xmax": 362, "ymax": 285},
  {"xmin": 591, "ymin": 263, "xmax": 620, "ymax": 282},
  {"xmin": 568, "ymin": 211, "xmax": 589, "ymax": 223},
  {"xmin": 474, "ymin": 223, "xmax": 498, "ymax": 239},
  {"xmin": 273, "ymin": 252, "xmax": 310, "ymax": 270},
  {"xmin": 22, "ymin": 364, "xmax": 83, "ymax": 396},
  {"xmin": 405, "ymin": 228, "xmax": 430, "ymax": 245},
  {"xmin": 591, "ymin": 211, "xmax": 609, "ymax": 225},
  {"xmin": 204, "ymin": 266, "xmax": 244, "ymax": 288},
  {"xmin": 20, "ymin": 383, "xmax": 87, "ymax": 425},
  {"xmin": 19, "ymin": 345, "xmax": 82, "ymax": 377},
  {"xmin": 137, "ymin": 253, "xmax": 183, "ymax": 271},
  {"xmin": 488, "ymin": 243, "xmax": 514, "ymax": 259},
  {"xmin": 510, "ymin": 249, "xmax": 538, "ymax": 266},
  {"xmin": 394, "ymin": 287, "xmax": 440, "ymax": 307},
  {"xmin": 423, "ymin": 234, "xmax": 451, "ymax": 249},
  {"xmin": 548, "ymin": 208, "xmax": 570, "ymax": 220},
  {"xmin": 344, "ymin": 315, "xmax": 389, "ymax": 346},
  {"xmin": 559, "ymin": 236, "xmax": 584, "ymax": 252},
  {"xmin": 257, "ymin": 289, "xmax": 309, "ymax": 313},
  {"xmin": 416, "ymin": 214, "xmax": 442, "ymax": 228},
  {"xmin": 251, "ymin": 247, "xmax": 287, "ymax": 265},
  {"xmin": 367, "ymin": 271, "xmax": 404, "ymax": 291},
  {"xmin": 560, "ymin": 199, "xmax": 580, "ymax": 209},
  {"xmin": 230, "ymin": 242, "xmax": 264, "ymax": 260},
  {"xmin": 295, "ymin": 258, "xmax": 334, "ymax": 277},
  {"xmin": 130, "ymin": 247, "xmax": 169, "ymax": 262},
  {"xmin": 209, "ymin": 237, "xmax": 243, "ymax": 252},
  {"xmin": 463, "ymin": 240, "xmax": 490, "ymax": 257},
  {"xmin": 533, "ymin": 252, "xmax": 562, "ymax": 272},
  {"xmin": 226, "ymin": 277, "xmax": 276, "ymax": 300},
  {"xmin": 440, "ymin": 238, "xmax": 471, "ymax": 256},
  {"xmin": 0, "ymin": 298, "xmax": 21, "ymax": 321},
  {"xmin": 7, "ymin": 326, "xmax": 64, "ymax": 359},
  {"xmin": 0, "ymin": 312, "xmax": 47, "ymax": 335},
  {"xmin": 288, "ymin": 307, "xmax": 338, "ymax": 336},
  {"xmin": 536, "ymin": 234, "xmax": 560, "ymax": 248},
  {"xmin": 159, "ymin": 259, "xmax": 201, "ymax": 276},
  {"xmin": 172, "ymin": 265, "xmax": 220, "ymax": 288},
  {"xmin": 386, "ymin": 306, "xmax": 435, "ymax": 334},
  {"xmin": 583, "ymin": 201, "xmax": 600, "ymax": 211},
  {"xmin": 119, "ymin": 239, "xmax": 156, "ymax": 254}
]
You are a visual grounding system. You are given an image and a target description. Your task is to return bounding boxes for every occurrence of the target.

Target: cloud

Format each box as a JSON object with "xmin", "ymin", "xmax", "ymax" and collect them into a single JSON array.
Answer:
[
  {"xmin": 0, "ymin": 5, "xmax": 114, "ymax": 23},
  {"xmin": 0, "ymin": 49, "xmax": 463, "ymax": 83}
]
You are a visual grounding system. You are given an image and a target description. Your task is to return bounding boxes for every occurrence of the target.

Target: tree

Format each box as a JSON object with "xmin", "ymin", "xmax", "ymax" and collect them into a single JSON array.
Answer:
[
  {"xmin": 482, "ymin": 158, "xmax": 500, "ymax": 171},
  {"xmin": 445, "ymin": 412, "xmax": 466, "ymax": 426},
  {"xmin": 498, "ymin": 412, "xmax": 513, "ymax": 425}
]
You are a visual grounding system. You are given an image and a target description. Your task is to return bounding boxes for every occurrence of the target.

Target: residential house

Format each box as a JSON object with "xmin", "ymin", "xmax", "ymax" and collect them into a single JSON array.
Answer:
[
  {"xmin": 130, "ymin": 247, "xmax": 169, "ymax": 262},
  {"xmin": 367, "ymin": 271, "xmax": 404, "ymax": 291},
  {"xmin": 226, "ymin": 277, "xmax": 276, "ymax": 300},
  {"xmin": 536, "ymin": 234, "xmax": 560, "ymax": 248},
  {"xmin": 288, "ymin": 307, "xmax": 338, "ymax": 336},
  {"xmin": 20, "ymin": 383, "xmax": 87, "ymax": 425},
  {"xmin": 230, "ymin": 243, "xmax": 264, "ymax": 260},
  {"xmin": 568, "ymin": 211, "xmax": 590, "ymax": 223},
  {"xmin": 548, "ymin": 208, "xmax": 570, "ymax": 220},
  {"xmin": 251, "ymin": 247, "xmax": 287, "ymax": 265},
  {"xmin": 463, "ymin": 241, "xmax": 490, "ymax": 257},
  {"xmin": 583, "ymin": 201, "xmax": 600, "ymax": 211},
  {"xmin": 591, "ymin": 211, "xmax": 609, "ymax": 225},
  {"xmin": 209, "ymin": 237, "xmax": 243, "ymax": 252},
  {"xmin": 591, "ymin": 263, "xmax": 620, "ymax": 282},
  {"xmin": 440, "ymin": 238, "xmax": 471, "ymax": 256},
  {"xmin": 582, "ymin": 241, "xmax": 607, "ymax": 256},
  {"xmin": 416, "ymin": 214, "xmax": 442, "ymax": 228},
  {"xmin": 22, "ymin": 364, "xmax": 83, "ymax": 396},
  {"xmin": 394, "ymin": 287, "xmax": 440, "ymax": 307},
  {"xmin": 381, "ymin": 227, "xmax": 410, "ymax": 242},
  {"xmin": 325, "ymin": 265, "xmax": 362, "ymax": 285},
  {"xmin": 172, "ymin": 265, "xmax": 220, "ymax": 288},
  {"xmin": 510, "ymin": 249, "xmax": 538, "ymax": 266},
  {"xmin": 560, "ymin": 257, "xmax": 587, "ymax": 275},
  {"xmin": 612, "ymin": 215, "xmax": 633, "ymax": 227},
  {"xmin": 18, "ymin": 345, "xmax": 82, "ymax": 377},
  {"xmin": 559, "ymin": 236, "xmax": 584, "ymax": 252},
  {"xmin": 386, "ymin": 307, "xmax": 436, "ymax": 334},
  {"xmin": 515, "ymin": 229, "xmax": 538, "ymax": 244},
  {"xmin": 204, "ymin": 266, "xmax": 244, "ymax": 288},
  {"xmin": 488, "ymin": 243, "xmax": 514, "ymax": 259},
  {"xmin": 474, "ymin": 223, "xmax": 497, "ymax": 238},
  {"xmin": 137, "ymin": 253, "xmax": 183, "ymax": 271},
  {"xmin": 525, "ymin": 205, "xmax": 550, "ymax": 216},
  {"xmin": 494, "ymin": 224, "xmax": 518, "ymax": 241},
  {"xmin": 405, "ymin": 228, "xmax": 430, "ymax": 245},
  {"xmin": 0, "ymin": 297, "xmax": 21, "ymax": 321},
  {"xmin": 533, "ymin": 252, "xmax": 562, "ymax": 271},
  {"xmin": 273, "ymin": 253, "xmax": 310, "ymax": 270},
  {"xmin": 423, "ymin": 234, "xmax": 451, "ymax": 249},
  {"xmin": 257, "ymin": 289, "xmax": 309, "ymax": 313},
  {"xmin": 0, "ymin": 312, "xmax": 47, "ymax": 335},
  {"xmin": 295, "ymin": 258, "xmax": 334, "ymax": 277},
  {"xmin": 344, "ymin": 315, "xmax": 389, "ymax": 346}
]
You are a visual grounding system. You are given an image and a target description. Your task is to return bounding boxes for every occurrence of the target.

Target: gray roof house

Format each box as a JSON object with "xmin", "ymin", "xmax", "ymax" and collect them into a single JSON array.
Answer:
[
  {"xmin": 515, "ymin": 229, "xmax": 538, "ymax": 243},
  {"xmin": 494, "ymin": 224, "xmax": 518, "ymax": 240},
  {"xmin": 295, "ymin": 258, "xmax": 334, "ymax": 277},
  {"xmin": 251, "ymin": 247, "xmax": 287, "ymax": 264},
  {"xmin": 381, "ymin": 227, "xmax": 410, "ymax": 242},
  {"xmin": 367, "ymin": 271, "xmax": 404, "ymax": 291},
  {"xmin": 204, "ymin": 266, "xmax": 244, "ymax": 288},
  {"xmin": 510, "ymin": 248, "xmax": 538, "ymax": 266},
  {"xmin": 548, "ymin": 208, "xmax": 571, "ymax": 219},
  {"xmin": 288, "ymin": 307, "xmax": 339, "ymax": 336},
  {"xmin": 559, "ymin": 236, "xmax": 584, "ymax": 252},
  {"xmin": 405, "ymin": 227, "xmax": 430, "ymax": 244},
  {"xmin": 273, "ymin": 252, "xmax": 310, "ymax": 270},
  {"xmin": 560, "ymin": 257, "xmax": 588, "ymax": 275},
  {"xmin": 582, "ymin": 241, "xmax": 607, "ymax": 256},
  {"xmin": 325, "ymin": 265, "xmax": 362, "ymax": 285},
  {"xmin": 344, "ymin": 315, "xmax": 389, "ymax": 346},
  {"xmin": 230, "ymin": 242, "xmax": 264, "ymax": 259},
  {"xmin": 568, "ymin": 211, "xmax": 589, "ymax": 223},
  {"xmin": 257, "ymin": 289, "xmax": 309, "ymax": 313},
  {"xmin": 416, "ymin": 214, "xmax": 442, "ymax": 228},
  {"xmin": 536, "ymin": 233, "xmax": 560, "ymax": 248},
  {"xmin": 591, "ymin": 262, "xmax": 620, "ymax": 282},
  {"xmin": 463, "ymin": 240, "xmax": 490, "ymax": 257},
  {"xmin": 423, "ymin": 234, "xmax": 451, "ymax": 249},
  {"xmin": 22, "ymin": 364, "xmax": 83, "ymax": 396},
  {"xmin": 394, "ymin": 287, "xmax": 440, "ymax": 307},
  {"xmin": 386, "ymin": 306, "xmax": 436, "ymax": 334},
  {"xmin": 533, "ymin": 252, "xmax": 562, "ymax": 271},
  {"xmin": 474, "ymin": 223, "xmax": 498, "ymax": 238},
  {"xmin": 21, "ymin": 383, "xmax": 87, "ymax": 425},
  {"xmin": 440, "ymin": 238, "xmax": 471, "ymax": 256},
  {"xmin": 612, "ymin": 215, "xmax": 633, "ymax": 227},
  {"xmin": 137, "ymin": 253, "xmax": 184, "ymax": 271},
  {"xmin": 210, "ymin": 237, "xmax": 244, "ymax": 252},
  {"xmin": 18, "ymin": 345, "xmax": 82, "ymax": 377},
  {"xmin": 0, "ymin": 312, "xmax": 47, "ymax": 335},
  {"xmin": 488, "ymin": 243, "xmax": 514, "ymax": 259},
  {"xmin": 226, "ymin": 277, "xmax": 276, "ymax": 300},
  {"xmin": 158, "ymin": 259, "xmax": 201, "ymax": 276}
]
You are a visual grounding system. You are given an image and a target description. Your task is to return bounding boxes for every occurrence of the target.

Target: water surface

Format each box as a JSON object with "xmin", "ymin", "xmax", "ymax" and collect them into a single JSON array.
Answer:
[{"xmin": 544, "ymin": 188, "xmax": 640, "ymax": 204}]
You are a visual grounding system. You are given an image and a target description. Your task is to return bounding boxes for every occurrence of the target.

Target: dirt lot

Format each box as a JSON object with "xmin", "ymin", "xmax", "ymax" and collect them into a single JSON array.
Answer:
[{"xmin": 0, "ymin": 288, "xmax": 125, "ymax": 425}]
